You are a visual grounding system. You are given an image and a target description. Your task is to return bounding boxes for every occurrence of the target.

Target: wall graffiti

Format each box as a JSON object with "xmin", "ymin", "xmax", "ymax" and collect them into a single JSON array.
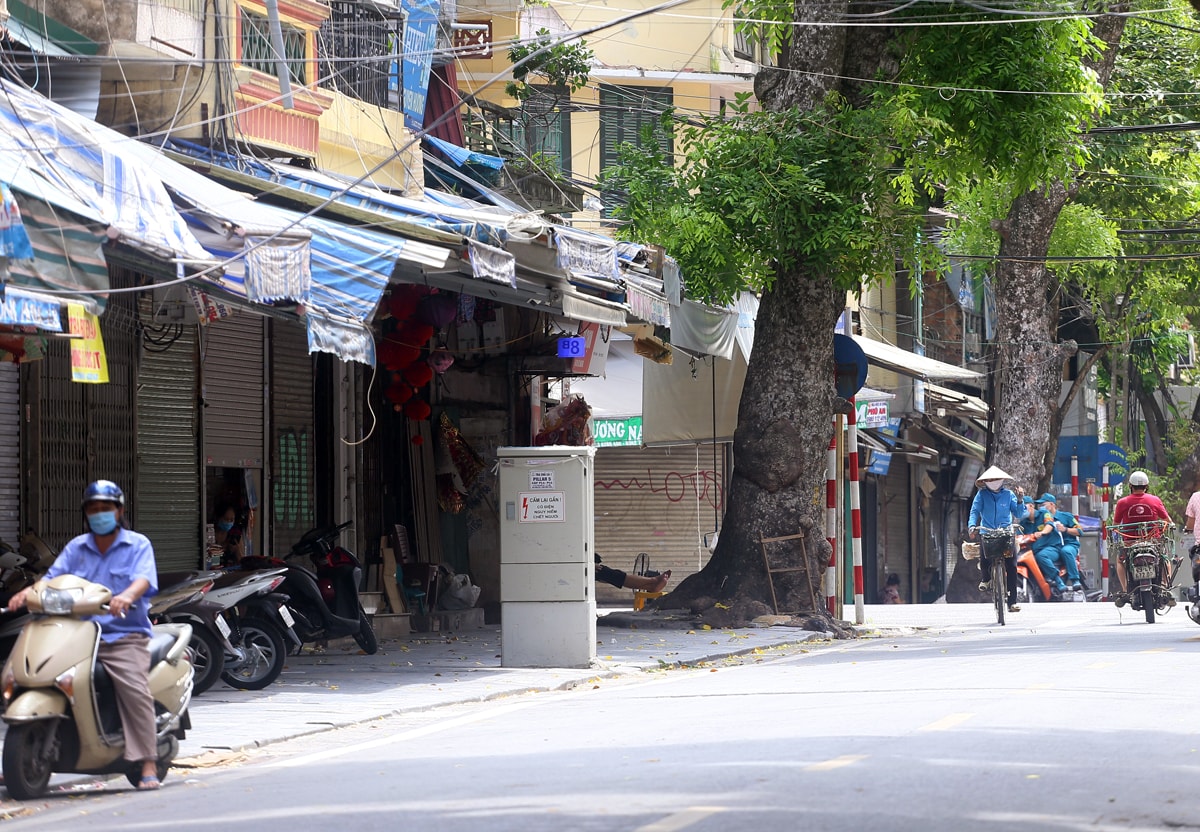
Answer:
[
  {"xmin": 596, "ymin": 469, "xmax": 723, "ymax": 511},
  {"xmin": 273, "ymin": 427, "xmax": 313, "ymax": 528}
]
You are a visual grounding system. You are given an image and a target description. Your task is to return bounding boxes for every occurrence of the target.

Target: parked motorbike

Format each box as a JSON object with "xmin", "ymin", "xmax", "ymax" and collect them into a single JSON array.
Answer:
[
  {"xmin": 1111, "ymin": 520, "xmax": 1179, "ymax": 623},
  {"xmin": 0, "ymin": 575, "xmax": 193, "ymax": 799},
  {"xmin": 0, "ymin": 534, "xmax": 59, "ymax": 664},
  {"xmin": 241, "ymin": 521, "xmax": 377, "ymax": 655},
  {"xmin": 154, "ymin": 566, "xmax": 292, "ymax": 693}
]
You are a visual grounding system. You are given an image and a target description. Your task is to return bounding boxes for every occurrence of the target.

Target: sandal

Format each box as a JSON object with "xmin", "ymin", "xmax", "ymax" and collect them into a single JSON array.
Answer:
[{"xmin": 137, "ymin": 775, "xmax": 161, "ymax": 791}]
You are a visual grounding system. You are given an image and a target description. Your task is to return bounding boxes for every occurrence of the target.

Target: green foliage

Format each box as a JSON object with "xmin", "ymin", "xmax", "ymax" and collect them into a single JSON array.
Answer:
[
  {"xmin": 601, "ymin": 98, "xmax": 937, "ymax": 305},
  {"xmin": 506, "ymin": 28, "xmax": 593, "ymax": 102},
  {"xmin": 883, "ymin": 10, "xmax": 1107, "ymax": 193},
  {"xmin": 1157, "ymin": 418, "xmax": 1200, "ymax": 514},
  {"xmin": 724, "ymin": 0, "xmax": 796, "ymax": 61}
]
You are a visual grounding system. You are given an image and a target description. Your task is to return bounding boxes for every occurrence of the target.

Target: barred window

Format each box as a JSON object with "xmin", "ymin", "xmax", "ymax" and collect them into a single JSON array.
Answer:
[
  {"xmin": 317, "ymin": 1, "xmax": 396, "ymax": 108},
  {"xmin": 240, "ymin": 9, "xmax": 308, "ymax": 85}
]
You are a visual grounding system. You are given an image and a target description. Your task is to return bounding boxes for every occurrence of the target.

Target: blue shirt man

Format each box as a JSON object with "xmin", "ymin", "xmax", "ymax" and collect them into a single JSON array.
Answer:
[{"xmin": 46, "ymin": 526, "xmax": 157, "ymax": 641}]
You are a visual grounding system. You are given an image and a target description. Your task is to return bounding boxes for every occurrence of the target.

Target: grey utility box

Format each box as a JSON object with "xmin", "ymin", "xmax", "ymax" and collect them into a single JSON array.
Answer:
[{"xmin": 498, "ymin": 445, "xmax": 596, "ymax": 668}]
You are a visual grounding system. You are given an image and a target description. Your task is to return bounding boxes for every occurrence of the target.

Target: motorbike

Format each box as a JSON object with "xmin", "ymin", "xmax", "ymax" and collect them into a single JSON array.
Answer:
[
  {"xmin": 241, "ymin": 521, "xmax": 377, "ymax": 655},
  {"xmin": 0, "ymin": 534, "xmax": 59, "ymax": 664},
  {"xmin": 0, "ymin": 575, "xmax": 193, "ymax": 799},
  {"xmin": 1111, "ymin": 520, "xmax": 1179, "ymax": 623},
  {"xmin": 154, "ymin": 566, "xmax": 292, "ymax": 693}
]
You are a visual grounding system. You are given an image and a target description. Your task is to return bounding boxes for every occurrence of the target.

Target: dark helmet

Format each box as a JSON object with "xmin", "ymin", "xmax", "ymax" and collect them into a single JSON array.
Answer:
[{"xmin": 82, "ymin": 480, "xmax": 124, "ymax": 507}]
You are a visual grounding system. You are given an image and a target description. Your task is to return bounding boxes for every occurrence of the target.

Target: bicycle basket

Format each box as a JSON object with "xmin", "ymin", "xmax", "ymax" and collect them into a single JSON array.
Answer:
[{"xmin": 962, "ymin": 542, "xmax": 981, "ymax": 560}]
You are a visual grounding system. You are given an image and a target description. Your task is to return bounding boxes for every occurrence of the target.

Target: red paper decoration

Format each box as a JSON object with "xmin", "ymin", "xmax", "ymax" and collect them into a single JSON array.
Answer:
[
  {"xmin": 404, "ymin": 398, "xmax": 432, "ymax": 421},
  {"xmin": 403, "ymin": 361, "xmax": 434, "ymax": 389},
  {"xmin": 411, "ymin": 435, "xmax": 424, "ymax": 446},
  {"xmin": 400, "ymin": 322, "xmax": 435, "ymax": 347},
  {"xmin": 384, "ymin": 382, "xmax": 414, "ymax": 406},
  {"xmin": 418, "ymin": 293, "xmax": 458, "ymax": 328}
]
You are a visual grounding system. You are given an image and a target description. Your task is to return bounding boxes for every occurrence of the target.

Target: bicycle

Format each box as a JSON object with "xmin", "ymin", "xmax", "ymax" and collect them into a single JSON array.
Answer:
[{"xmin": 964, "ymin": 525, "xmax": 1020, "ymax": 625}]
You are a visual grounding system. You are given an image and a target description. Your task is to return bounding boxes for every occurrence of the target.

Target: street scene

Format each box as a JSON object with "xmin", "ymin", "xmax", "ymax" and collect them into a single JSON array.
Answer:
[
  {"xmin": 5, "ymin": 603, "xmax": 1200, "ymax": 830},
  {"xmin": 5, "ymin": 0, "xmax": 1200, "ymax": 826}
]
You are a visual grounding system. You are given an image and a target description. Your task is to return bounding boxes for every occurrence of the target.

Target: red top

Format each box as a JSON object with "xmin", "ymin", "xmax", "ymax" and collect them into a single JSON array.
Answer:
[{"xmin": 1113, "ymin": 492, "xmax": 1171, "ymax": 526}]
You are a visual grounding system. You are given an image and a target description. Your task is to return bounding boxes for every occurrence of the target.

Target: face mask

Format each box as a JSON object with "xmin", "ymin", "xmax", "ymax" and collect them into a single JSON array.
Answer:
[
  {"xmin": 216, "ymin": 520, "xmax": 235, "ymax": 532},
  {"xmin": 87, "ymin": 511, "xmax": 118, "ymax": 535},
  {"xmin": 984, "ymin": 481, "xmax": 1003, "ymax": 492}
]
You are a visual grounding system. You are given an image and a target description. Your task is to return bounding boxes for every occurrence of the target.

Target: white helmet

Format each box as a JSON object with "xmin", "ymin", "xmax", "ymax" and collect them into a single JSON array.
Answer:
[{"xmin": 1129, "ymin": 470, "xmax": 1150, "ymax": 487}]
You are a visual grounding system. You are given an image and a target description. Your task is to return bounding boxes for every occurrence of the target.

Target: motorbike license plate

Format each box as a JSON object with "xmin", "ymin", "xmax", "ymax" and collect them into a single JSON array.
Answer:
[
  {"xmin": 1132, "ymin": 565, "xmax": 1157, "ymax": 580},
  {"xmin": 214, "ymin": 613, "xmax": 231, "ymax": 639},
  {"xmin": 277, "ymin": 604, "xmax": 295, "ymax": 627}
]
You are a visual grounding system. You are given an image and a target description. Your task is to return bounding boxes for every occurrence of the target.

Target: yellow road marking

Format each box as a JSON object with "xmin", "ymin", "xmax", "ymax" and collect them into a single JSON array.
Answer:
[
  {"xmin": 805, "ymin": 754, "xmax": 867, "ymax": 772},
  {"xmin": 635, "ymin": 808, "xmax": 726, "ymax": 832},
  {"xmin": 1014, "ymin": 682, "xmax": 1053, "ymax": 695},
  {"xmin": 918, "ymin": 713, "xmax": 973, "ymax": 732}
]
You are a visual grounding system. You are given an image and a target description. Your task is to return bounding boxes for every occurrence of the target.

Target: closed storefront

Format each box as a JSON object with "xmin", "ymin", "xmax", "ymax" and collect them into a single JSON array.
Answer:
[
  {"xmin": 136, "ymin": 300, "xmax": 201, "ymax": 571},
  {"xmin": 0, "ymin": 363, "xmax": 18, "ymax": 546},
  {"xmin": 201, "ymin": 313, "xmax": 265, "ymax": 557},
  {"xmin": 21, "ymin": 294, "xmax": 138, "ymax": 550},
  {"xmin": 270, "ymin": 320, "xmax": 315, "ymax": 550},
  {"xmin": 593, "ymin": 444, "xmax": 726, "ymax": 605}
]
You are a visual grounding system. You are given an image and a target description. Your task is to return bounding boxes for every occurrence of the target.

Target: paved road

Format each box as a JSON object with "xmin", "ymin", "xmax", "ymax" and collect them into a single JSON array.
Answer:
[{"xmin": 5, "ymin": 601, "xmax": 1200, "ymax": 829}]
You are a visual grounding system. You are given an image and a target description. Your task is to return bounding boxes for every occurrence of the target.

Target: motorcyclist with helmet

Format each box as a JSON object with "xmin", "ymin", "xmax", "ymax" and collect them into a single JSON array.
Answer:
[
  {"xmin": 967, "ymin": 465, "xmax": 1026, "ymax": 613},
  {"xmin": 6, "ymin": 480, "xmax": 163, "ymax": 790},
  {"xmin": 1111, "ymin": 470, "xmax": 1173, "ymax": 608}
]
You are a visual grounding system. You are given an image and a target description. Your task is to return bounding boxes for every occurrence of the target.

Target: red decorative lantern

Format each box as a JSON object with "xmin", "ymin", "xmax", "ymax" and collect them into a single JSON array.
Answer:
[
  {"xmin": 404, "ymin": 398, "xmax": 432, "ymax": 421},
  {"xmin": 427, "ymin": 348, "xmax": 455, "ymax": 374},
  {"xmin": 384, "ymin": 382, "xmax": 413, "ymax": 406},
  {"xmin": 411, "ymin": 435, "xmax": 424, "ymax": 446},
  {"xmin": 403, "ymin": 361, "xmax": 434, "ymax": 389},
  {"xmin": 400, "ymin": 323, "xmax": 435, "ymax": 347},
  {"xmin": 386, "ymin": 284, "xmax": 426, "ymax": 321}
]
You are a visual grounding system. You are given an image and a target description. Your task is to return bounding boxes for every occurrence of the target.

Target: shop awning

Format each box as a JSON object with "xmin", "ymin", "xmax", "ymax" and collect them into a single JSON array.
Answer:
[
  {"xmin": 919, "ymin": 416, "xmax": 987, "ymax": 460},
  {"xmin": 925, "ymin": 382, "xmax": 989, "ymax": 418},
  {"xmin": 852, "ymin": 335, "xmax": 984, "ymax": 382},
  {"xmin": 2, "ymin": 0, "xmax": 100, "ymax": 57}
]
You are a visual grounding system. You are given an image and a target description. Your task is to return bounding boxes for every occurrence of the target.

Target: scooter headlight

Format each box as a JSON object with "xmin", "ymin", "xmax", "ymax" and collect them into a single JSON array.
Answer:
[
  {"xmin": 2, "ymin": 665, "xmax": 15, "ymax": 703},
  {"xmin": 40, "ymin": 586, "xmax": 83, "ymax": 615}
]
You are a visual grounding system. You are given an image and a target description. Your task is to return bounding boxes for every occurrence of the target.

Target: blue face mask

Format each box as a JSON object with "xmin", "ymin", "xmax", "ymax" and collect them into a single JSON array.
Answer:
[
  {"xmin": 216, "ymin": 520, "xmax": 235, "ymax": 532},
  {"xmin": 87, "ymin": 510, "xmax": 119, "ymax": 536}
]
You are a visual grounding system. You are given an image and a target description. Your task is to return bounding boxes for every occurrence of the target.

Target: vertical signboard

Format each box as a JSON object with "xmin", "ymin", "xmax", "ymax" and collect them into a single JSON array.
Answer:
[{"xmin": 401, "ymin": 0, "xmax": 440, "ymax": 131}]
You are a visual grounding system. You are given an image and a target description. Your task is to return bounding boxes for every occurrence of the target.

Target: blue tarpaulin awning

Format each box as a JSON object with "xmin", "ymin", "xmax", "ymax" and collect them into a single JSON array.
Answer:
[{"xmin": 424, "ymin": 135, "xmax": 505, "ymax": 171}]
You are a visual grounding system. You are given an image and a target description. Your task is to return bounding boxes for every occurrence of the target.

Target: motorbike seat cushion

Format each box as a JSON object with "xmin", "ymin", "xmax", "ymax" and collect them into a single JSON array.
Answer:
[{"xmin": 148, "ymin": 631, "xmax": 176, "ymax": 667}]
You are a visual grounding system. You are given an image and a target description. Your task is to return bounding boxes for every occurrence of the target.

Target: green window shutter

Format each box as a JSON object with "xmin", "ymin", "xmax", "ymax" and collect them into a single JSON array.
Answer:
[{"xmin": 599, "ymin": 85, "xmax": 673, "ymax": 214}]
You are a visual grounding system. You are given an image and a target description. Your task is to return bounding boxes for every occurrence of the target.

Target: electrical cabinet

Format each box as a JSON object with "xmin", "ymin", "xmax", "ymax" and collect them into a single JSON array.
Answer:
[{"xmin": 498, "ymin": 446, "xmax": 596, "ymax": 667}]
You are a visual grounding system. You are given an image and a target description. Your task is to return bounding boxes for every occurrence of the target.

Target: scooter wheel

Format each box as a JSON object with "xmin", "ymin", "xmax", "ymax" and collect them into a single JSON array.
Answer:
[
  {"xmin": 2, "ymin": 721, "xmax": 59, "ymax": 800},
  {"xmin": 353, "ymin": 605, "xmax": 378, "ymax": 655},
  {"xmin": 125, "ymin": 735, "xmax": 176, "ymax": 789},
  {"xmin": 221, "ymin": 617, "xmax": 287, "ymax": 690}
]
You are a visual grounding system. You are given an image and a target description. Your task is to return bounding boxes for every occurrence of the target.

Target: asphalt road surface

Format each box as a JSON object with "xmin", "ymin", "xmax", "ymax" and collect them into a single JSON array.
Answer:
[{"xmin": 7, "ymin": 603, "xmax": 1200, "ymax": 831}]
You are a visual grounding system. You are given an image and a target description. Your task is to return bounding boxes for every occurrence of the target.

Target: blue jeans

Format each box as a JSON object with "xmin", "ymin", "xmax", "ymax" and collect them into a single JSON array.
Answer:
[{"xmin": 1034, "ymin": 545, "xmax": 1068, "ymax": 591}]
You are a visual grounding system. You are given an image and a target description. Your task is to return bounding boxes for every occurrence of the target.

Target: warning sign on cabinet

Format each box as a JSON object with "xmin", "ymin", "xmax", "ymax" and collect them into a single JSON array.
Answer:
[
  {"xmin": 529, "ymin": 470, "xmax": 556, "ymax": 490},
  {"xmin": 518, "ymin": 492, "xmax": 566, "ymax": 522}
]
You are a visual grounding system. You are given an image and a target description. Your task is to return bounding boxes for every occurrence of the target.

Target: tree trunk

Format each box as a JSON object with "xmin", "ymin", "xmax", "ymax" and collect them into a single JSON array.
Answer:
[
  {"xmin": 1137, "ymin": 385, "xmax": 1168, "ymax": 474},
  {"xmin": 1041, "ymin": 345, "xmax": 1108, "ymax": 493},
  {"xmin": 991, "ymin": 184, "xmax": 1078, "ymax": 491},
  {"xmin": 664, "ymin": 272, "xmax": 845, "ymax": 626}
]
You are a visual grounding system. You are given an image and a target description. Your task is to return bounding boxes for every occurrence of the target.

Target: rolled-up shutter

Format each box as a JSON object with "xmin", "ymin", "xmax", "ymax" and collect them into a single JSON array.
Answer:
[
  {"xmin": 136, "ymin": 306, "xmax": 200, "ymax": 571},
  {"xmin": 0, "ymin": 363, "xmax": 19, "ymax": 546},
  {"xmin": 593, "ymin": 444, "xmax": 725, "ymax": 604},
  {"xmin": 202, "ymin": 314, "xmax": 265, "ymax": 469},
  {"xmin": 270, "ymin": 320, "xmax": 315, "ymax": 548}
]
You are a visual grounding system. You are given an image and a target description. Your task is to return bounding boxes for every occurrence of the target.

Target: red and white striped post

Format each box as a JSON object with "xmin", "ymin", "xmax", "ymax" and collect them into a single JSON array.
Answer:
[
  {"xmin": 847, "ymin": 397, "xmax": 865, "ymax": 623},
  {"xmin": 826, "ymin": 426, "xmax": 838, "ymax": 617},
  {"xmin": 1071, "ymin": 455, "xmax": 1080, "ymax": 516},
  {"xmin": 1100, "ymin": 464, "xmax": 1110, "ymax": 597}
]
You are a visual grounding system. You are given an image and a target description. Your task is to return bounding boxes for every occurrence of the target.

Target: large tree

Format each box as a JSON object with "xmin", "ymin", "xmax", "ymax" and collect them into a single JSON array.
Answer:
[{"xmin": 606, "ymin": 2, "xmax": 1131, "ymax": 627}]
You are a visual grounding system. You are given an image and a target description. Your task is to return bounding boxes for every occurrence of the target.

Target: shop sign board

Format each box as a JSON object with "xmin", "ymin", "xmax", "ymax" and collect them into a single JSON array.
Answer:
[{"xmin": 593, "ymin": 416, "xmax": 642, "ymax": 447}]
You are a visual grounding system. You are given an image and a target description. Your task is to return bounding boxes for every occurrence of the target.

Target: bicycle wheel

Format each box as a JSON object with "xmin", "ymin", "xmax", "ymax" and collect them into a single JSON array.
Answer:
[{"xmin": 993, "ymin": 557, "xmax": 1006, "ymax": 626}]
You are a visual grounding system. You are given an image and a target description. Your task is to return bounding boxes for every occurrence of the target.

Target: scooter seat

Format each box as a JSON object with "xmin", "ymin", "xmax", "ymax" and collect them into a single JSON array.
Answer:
[{"xmin": 91, "ymin": 631, "xmax": 179, "ymax": 690}]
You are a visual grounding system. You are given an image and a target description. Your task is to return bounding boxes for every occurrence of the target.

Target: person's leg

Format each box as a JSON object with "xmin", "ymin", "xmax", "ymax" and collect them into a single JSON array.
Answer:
[
  {"xmin": 1060, "ymin": 546, "xmax": 1081, "ymax": 586},
  {"xmin": 624, "ymin": 571, "xmax": 670, "ymax": 592},
  {"xmin": 1004, "ymin": 553, "xmax": 1020, "ymax": 607},
  {"xmin": 96, "ymin": 635, "xmax": 158, "ymax": 782},
  {"xmin": 977, "ymin": 555, "xmax": 993, "ymax": 591},
  {"xmin": 595, "ymin": 563, "xmax": 626, "ymax": 589},
  {"xmin": 1035, "ymin": 547, "xmax": 1067, "ymax": 592}
]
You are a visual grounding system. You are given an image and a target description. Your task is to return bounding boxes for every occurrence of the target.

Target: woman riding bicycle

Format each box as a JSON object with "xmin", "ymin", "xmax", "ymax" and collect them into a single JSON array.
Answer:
[{"xmin": 968, "ymin": 465, "xmax": 1026, "ymax": 613}]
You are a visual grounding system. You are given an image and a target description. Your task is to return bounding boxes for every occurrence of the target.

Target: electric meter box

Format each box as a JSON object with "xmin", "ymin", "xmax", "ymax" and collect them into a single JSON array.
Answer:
[{"xmin": 498, "ymin": 446, "xmax": 596, "ymax": 668}]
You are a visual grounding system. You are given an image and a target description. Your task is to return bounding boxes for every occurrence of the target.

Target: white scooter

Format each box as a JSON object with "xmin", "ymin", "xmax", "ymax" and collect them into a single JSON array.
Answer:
[{"xmin": 1, "ymin": 575, "xmax": 194, "ymax": 799}]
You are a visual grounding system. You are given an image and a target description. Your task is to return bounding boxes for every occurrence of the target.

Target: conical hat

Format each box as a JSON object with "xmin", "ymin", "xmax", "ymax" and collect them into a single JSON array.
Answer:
[{"xmin": 975, "ymin": 465, "xmax": 1012, "ymax": 488}]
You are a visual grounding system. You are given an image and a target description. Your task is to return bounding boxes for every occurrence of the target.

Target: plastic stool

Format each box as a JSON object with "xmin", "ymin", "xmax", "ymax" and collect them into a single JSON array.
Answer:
[{"xmin": 632, "ymin": 590, "xmax": 665, "ymax": 611}]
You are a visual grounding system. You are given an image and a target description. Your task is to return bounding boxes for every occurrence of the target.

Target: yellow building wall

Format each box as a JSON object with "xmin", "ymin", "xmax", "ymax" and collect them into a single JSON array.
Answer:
[
  {"xmin": 317, "ymin": 95, "xmax": 424, "ymax": 197},
  {"xmin": 553, "ymin": 0, "xmax": 732, "ymax": 73}
]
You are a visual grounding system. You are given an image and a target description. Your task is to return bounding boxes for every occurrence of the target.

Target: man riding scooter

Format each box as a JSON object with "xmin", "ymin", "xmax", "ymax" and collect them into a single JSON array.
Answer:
[
  {"xmin": 1111, "ymin": 470, "xmax": 1174, "ymax": 608},
  {"xmin": 7, "ymin": 480, "xmax": 163, "ymax": 790}
]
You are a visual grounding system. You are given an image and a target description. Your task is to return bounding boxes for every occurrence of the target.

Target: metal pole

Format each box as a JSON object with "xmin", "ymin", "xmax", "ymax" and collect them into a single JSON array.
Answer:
[
  {"xmin": 848, "ymin": 397, "xmax": 864, "ymax": 623},
  {"xmin": 1071, "ymin": 455, "xmax": 1080, "ymax": 516},
  {"xmin": 1101, "ymin": 464, "xmax": 1110, "ymax": 597},
  {"xmin": 826, "ymin": 425, "xmax": 838, "ymax": 617}
]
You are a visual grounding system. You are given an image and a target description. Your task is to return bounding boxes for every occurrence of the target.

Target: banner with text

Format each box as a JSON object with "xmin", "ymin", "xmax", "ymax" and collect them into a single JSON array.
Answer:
[{"xmin": 67, "ymin": 302, "xmax": 108, "ymax": 383}]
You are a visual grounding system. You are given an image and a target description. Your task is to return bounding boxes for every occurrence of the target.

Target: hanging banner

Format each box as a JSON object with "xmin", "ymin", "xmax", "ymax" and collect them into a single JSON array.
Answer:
[
  {"xmin": 67, "ymin": 302, "xmax": 109, "ymax": 383},
  {"xmin": 400, "ymin": 0, "xmax": 441, "ymax": 131}
]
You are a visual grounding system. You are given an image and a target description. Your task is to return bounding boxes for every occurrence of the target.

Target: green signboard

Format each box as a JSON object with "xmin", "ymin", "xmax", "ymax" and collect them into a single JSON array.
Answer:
[{"xmin": 593, "ymin": 416, "xmax": 643, "ymax": 447}]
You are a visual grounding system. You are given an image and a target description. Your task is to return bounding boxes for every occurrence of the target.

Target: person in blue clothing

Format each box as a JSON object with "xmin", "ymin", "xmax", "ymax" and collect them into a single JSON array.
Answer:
[
  {"xmin": 967, "ymin": 465, "xmax": 1026, "ymax": 612},
  {"xmin": 6, "ymin": 480, "xmax": 162, "ymax": 790},
  {"xmin": 1036, "ymin": 493, "xmax": 1083, "ymax": 593}
]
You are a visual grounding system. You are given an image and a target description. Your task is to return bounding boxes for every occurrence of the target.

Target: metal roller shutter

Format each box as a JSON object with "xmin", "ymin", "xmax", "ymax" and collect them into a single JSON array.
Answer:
[
  {"xmin": 137, "ymin": 306, "xmax": 201, "ymax": 571},
  {"xmin": 23, "ymin": 290, "xmax": 138, "ymax": 550},
  {"xmin": 593, "ymin": 444, "xmax": 725, "ymax": 605},
  {"xmin": 0, "ymin": 363, "xmax": 19, "ymax": 546},
  {"xmin": 201, "ymin": 315, "xmax": 265, "ymax": 469},
  {"xmin": 270, "ymin": 320, "xmax": 315, "ymax": 548}
]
